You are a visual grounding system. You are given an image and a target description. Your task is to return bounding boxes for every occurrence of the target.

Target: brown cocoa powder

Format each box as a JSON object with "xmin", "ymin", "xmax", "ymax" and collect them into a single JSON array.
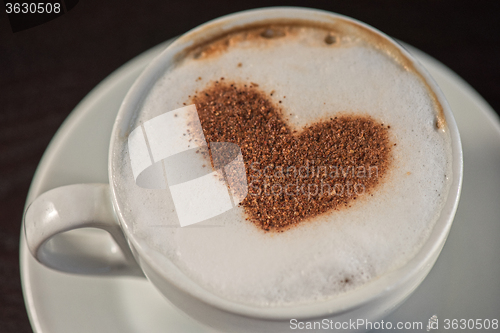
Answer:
[{"xmin": 190, "ymin": 80, "xmax": 391, "ymax": 232}]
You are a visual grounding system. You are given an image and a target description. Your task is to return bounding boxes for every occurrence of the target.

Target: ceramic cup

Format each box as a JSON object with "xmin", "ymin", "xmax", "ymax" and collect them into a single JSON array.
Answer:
[{"xmin": 24, "ymin": 7, "xmax": 463, "ymax": 333}]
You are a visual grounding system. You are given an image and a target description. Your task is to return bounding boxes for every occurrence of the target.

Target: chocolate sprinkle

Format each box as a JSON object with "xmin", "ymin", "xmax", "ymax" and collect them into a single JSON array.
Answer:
[{"xmin": 190, "ymin": 81, "xmax": 392, "ymax": 232}]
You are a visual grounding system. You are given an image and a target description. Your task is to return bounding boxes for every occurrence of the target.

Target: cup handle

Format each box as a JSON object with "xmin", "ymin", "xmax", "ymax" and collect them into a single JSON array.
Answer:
[{"xmin": 24, "ymin": 183, "xmax": 144, "ymax": 277}]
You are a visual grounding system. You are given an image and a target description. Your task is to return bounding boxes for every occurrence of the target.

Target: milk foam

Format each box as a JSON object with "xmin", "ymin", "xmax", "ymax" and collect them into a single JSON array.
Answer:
[{"xmin": 113, "ymin": 25, "xmax": 452, "ymax": 306}]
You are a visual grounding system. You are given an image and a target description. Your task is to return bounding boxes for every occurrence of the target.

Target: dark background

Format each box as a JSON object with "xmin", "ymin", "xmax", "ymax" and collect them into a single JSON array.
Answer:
[{"xmin": 1, "ymin": 1, "xmax": 499, "ymax": 332}]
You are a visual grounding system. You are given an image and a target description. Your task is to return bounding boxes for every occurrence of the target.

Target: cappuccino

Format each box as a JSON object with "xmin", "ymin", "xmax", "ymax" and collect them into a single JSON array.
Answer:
[{"xmin": 113, "ymin": 17, "xmax": 452, "ymax": 306}]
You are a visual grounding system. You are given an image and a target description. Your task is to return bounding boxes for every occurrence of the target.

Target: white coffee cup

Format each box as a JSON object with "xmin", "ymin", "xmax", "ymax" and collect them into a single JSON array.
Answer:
[{"xmin": 24, "ymin": 7, "xmax": 463, "ymax": 333}]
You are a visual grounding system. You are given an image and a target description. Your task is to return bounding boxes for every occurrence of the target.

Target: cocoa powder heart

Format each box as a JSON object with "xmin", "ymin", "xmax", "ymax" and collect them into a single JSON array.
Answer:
[{"xmin": 190, "ymin": 80, "xmax": 392, "ymax": 232}]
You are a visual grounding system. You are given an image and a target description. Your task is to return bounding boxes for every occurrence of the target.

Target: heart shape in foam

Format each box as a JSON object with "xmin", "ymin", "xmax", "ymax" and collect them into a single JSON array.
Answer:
[{"xmin": 191, "ymin": 81, "xmax": 392, "ymax": 231}]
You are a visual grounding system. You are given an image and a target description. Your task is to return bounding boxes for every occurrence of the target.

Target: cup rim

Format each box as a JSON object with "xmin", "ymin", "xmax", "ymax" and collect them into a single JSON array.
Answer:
[{"xmin": 109, "ymin": 6, "xmax": 463, "ymax": 320}]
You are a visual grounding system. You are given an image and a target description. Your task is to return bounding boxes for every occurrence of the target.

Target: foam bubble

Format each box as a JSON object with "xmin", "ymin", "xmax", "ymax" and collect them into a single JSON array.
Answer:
[{"xmin": 112, "ymin": 25, "xmax": 452, "ymax": 306}]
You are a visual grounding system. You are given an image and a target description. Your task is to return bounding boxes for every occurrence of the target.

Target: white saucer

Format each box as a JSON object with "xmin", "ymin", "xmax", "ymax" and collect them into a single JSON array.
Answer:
[{"xmin": 21, "ymin": 40, "xmax": 500, "ymax": 332}]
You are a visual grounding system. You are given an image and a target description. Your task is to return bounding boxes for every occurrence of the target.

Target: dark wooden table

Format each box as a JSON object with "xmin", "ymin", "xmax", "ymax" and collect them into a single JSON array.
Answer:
[{"xmin": 1, "ymin": 1, "xmax": 499, "ymax": 332}]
